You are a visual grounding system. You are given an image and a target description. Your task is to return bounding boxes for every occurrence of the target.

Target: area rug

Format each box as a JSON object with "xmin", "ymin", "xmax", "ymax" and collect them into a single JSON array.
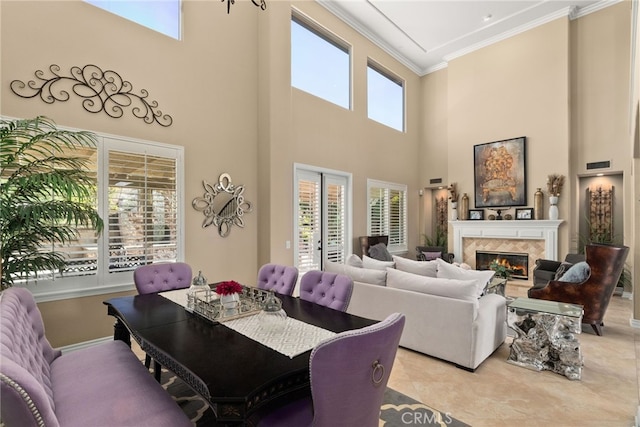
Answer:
[{"xmin": 160, "ymin": 367, "xmax": 469, "ymax": 426}]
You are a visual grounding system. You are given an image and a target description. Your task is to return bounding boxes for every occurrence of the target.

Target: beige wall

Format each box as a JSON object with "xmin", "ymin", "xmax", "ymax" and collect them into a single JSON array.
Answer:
[
  {"xmin": 1, "ymin": 0, "xmax": 260, "ymax": 346},
  {"xmin": 1, "ymin": 1, "xmax": 636, "ymax": 346}
]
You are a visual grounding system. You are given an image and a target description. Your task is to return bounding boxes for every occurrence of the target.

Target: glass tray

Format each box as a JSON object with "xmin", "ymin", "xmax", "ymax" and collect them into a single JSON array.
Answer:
[{"xmin": 186, "ymin": 285, "xmax": 271, "ymax": 323}]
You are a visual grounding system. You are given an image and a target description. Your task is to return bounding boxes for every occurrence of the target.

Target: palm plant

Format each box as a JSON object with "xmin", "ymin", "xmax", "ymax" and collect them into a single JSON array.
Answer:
[{"xmin": 1, "ymin": 116, "xmax": 104, "ymax": 289}]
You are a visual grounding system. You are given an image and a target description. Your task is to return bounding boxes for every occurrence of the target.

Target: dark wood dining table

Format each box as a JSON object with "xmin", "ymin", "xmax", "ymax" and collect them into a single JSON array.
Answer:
[{"xmin": 104, "ymin": 291, "xmax": 375, "ymax": 424}]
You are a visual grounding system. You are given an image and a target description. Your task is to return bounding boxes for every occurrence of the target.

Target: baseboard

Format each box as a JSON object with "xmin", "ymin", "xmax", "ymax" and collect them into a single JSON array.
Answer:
[{"xmin": 59, "ymin": 336, "xmax": 112, "ymax": 354}]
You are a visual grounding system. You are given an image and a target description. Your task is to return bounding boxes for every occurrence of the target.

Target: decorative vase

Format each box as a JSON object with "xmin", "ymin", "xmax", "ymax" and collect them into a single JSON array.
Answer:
[
  {"xmin": 460, "ymin": 193, "xmax": 469, "ymax": 220},
  {"xmin": 450, "ymin": 202, "xmax": 458, "ymax": 221},
  {"xmin": 548, "ymin": 196, "xmax": 559, "ymax": 220},
  {"xmin": 534, "ymin": 188, "xmax": 544, "ymax": 220},
  {"xmin": 220, "ymin": 293, "xmax": 240, "ymax": 311}
]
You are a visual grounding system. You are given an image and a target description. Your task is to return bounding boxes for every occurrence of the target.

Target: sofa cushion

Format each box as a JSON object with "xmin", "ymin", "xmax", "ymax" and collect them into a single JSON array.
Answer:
[
  {"xmin": 386, "ymin": 268, "xmax": 479, "ymax": 310},
  {"xmin": 363, "ymin": 255, "xmax": 395, "ymax": 271},
  {"xmin": 421, "ymin": 251, "xmax": 442, "ymax": 261},
  {"xmin": 368, "ymin": 242, "xmax": 393, "ymax": 261},
  {"xmin": 392, "ymin": 255, "xmax": 437, "ymax": 277},
  {"xmin": 558, "ymin": 261, "xmax": 591, "ymax": 283},
  {"xmin": 435, "ymin": 258, "xmax": 495, "ymax": 298},
  {"xmin": 325, "ymin": 260, "xmax": 387, "ymax": 286},
  {"xmin": 346, "ymin": 254, "xmax": 363, "ymax": 268}
]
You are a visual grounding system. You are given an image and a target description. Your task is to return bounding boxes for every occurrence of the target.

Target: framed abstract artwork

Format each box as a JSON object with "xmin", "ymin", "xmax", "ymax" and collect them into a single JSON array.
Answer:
[{"xmin": 473, "ymin": 136, "xmax": 527, "ymax": 208}]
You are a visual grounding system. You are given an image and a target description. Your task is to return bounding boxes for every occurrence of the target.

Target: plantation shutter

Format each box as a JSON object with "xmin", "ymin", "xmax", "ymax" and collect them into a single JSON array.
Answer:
[
  {"xmin": 56, "ymin": 146, "xmax": 99, "ymax": 279},
  {"xmin": 388, "ymin": 188, "xmax": 407, "ymax": 249},
  {"xmin": 368, "ymin": 187, "xmax": 387, "ymax": 237},
  {"xmin": 297, "ymin": 176, "xmax": 321, "ymax": 273},
  {"xmin": 108, "ymin": 150, "xmax": 178, "ymax": 273},
  {"xmin": 324, "ymin": 177, "xmax": 346, "ymax": 264},
  {"xmin": 367, "ymin": 180, "xmax": 407, "ymax": 253}
]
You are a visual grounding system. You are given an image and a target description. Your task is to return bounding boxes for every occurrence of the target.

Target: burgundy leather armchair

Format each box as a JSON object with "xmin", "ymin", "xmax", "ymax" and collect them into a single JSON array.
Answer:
[{"xmin": 528, "ymin": 244, "xmax": 629, "ymax": 336}]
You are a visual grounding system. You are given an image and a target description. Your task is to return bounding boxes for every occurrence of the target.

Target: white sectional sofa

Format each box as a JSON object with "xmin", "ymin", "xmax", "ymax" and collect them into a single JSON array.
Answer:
[{"xmin": 325, "ymin": 256, "xmax": 507, "ymax": 371}]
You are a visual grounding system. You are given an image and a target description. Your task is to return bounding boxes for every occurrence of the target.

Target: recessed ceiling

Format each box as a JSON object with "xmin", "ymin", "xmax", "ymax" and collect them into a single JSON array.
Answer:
[{"xmin": 318, "ymin": 0, "xmax": 619, "ymax": 76}]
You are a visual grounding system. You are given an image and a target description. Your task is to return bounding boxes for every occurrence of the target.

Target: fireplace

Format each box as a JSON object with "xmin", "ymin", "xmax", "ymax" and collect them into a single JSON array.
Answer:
[{"xmin": 476, "ymin": 251, "xmax": 529, "ymax": 280}]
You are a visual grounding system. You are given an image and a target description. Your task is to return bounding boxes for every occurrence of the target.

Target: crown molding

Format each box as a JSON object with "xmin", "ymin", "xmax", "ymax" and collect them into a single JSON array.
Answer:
[
  {"xmin": 316, "ymin": 0, "xmax": 423, "ymax": 76},
  {"xmin": 573, "ymin": 0, "xmax": 623, "ymax": 19}
]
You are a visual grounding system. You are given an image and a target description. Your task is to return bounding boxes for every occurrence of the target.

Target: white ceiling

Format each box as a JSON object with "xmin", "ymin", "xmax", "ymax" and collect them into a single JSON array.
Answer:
[{"xmin": 317, "ymin": 0, "xmax": 620, "ymax": 76}]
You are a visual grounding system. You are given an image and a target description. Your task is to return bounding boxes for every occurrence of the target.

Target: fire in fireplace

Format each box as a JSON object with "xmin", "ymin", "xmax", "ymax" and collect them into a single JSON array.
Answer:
[{"xmin": 475, "ymin": 251, "xmax": 529, "ymax": 280}]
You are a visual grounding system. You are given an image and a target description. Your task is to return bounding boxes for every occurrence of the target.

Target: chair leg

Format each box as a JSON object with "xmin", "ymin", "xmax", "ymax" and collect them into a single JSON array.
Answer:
[
  {"xmin": 144, "ymin": 354, "xmax": 151, "ymax": 369},
  {"xmin": 153, "ymin": 359, "xmax": 162, "ymax": 382},
  {"xmin": 591, "ymin": 322, "xmax": 603, "ymax": 336}
]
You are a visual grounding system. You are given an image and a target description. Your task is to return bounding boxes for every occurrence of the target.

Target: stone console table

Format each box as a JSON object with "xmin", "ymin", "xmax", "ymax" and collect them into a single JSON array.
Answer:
[{"xmin": 507, "ymin": 298, "xmax": 583, "ymax": 380}]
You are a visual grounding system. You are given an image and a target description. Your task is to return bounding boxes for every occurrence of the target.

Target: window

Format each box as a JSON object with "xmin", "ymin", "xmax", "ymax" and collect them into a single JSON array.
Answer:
[
  {"xmin": 291, "ymin": 12, "xmax": 350, "ymax": 109},
  {"xmin": 85, "ymin": 0, "xmax": 181, "ymax": 40},
  {"xmin": 12, "ymin": 128, "xmax": 184, "ymax": 302},
  {"xmin": 367, "ymin": 179, "xmax": 407, "ymax": 253},
  {"xmin": 367, "ymin": 60, "xmax": 404, "ymax": 131}
]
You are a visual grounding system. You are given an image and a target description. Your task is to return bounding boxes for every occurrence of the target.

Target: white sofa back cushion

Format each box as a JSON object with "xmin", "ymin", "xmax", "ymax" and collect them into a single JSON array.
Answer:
[
  {"xmin": 386, "ymin": 268, "xmax": 479, "ymax": 311},
  {"xmin": 325, "ymin": 260, "xmax": 387, "ymax": 286},
  {"xmin": 435, "ymin": 258, "xmax": 495, "ymax": 298},
  {"xmin": 346, "ymin": 254, "xmax": 363, "ymax": 268},
  {"xmin": 392, "ymin": 255, "xmax": 437, "ymax": 277},
  {"xmin": 363, "ymin": 255, "xmax": 395, "ymax": 271}
]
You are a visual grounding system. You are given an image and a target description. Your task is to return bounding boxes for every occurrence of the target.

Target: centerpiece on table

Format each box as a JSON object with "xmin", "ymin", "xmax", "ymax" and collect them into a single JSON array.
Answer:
[{"xmin": 216, "ymin": 280, "xmax": 243, "ymax": 310}]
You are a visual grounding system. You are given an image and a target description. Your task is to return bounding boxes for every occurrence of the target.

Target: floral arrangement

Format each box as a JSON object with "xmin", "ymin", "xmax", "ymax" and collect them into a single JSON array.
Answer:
[
  {"xmin": 448, "ymin": 182, "xmax": 459, "ymax": 203},
  {"xmin": 547, "ymin": 174, "xmax": 565, "ymax": 197},
  {"xmin": 215, "ymin": 280, "xmax": 243, "ymax": 295}
]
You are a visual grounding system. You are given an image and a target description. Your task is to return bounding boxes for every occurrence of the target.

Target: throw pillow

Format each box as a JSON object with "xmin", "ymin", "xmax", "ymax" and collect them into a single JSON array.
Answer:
[
  {"xmin": 422, "ymin": 251, "xmax": 442, "ymax": 261},
  {"xmin": 368, "ymin": 243, "xmax": 393, "ymax": 261},
  {"xmin": 558, "ymin": 261, "xmax": 590, "ymax": 283},
  {"xmin": 435, "ymin": 258, "xmax": 495, "ymax": 298},
  {"xmin": 363, "ymin": 254, "xmax": 395, "ymax": 271},
  {"xmin": 392, "ymin": 255, "xmax": 437, "ymax": 277},
  {"xmin": 344, "ymin": 264, "xmax": 387, "ymax": 286},
  {"xmin": 386, "ymin": 268, "xmax": 479, "ymax": 310},
  {"xmin": 324, "ymin": 260, "xmax": 387, "ymax": 286},
  {"xmin": 346, "ymin": 254, "xmax": 363, "ymax": 268}
]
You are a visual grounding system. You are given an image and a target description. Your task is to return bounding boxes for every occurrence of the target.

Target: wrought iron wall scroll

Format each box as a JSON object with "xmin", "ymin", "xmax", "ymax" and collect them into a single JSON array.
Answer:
[
  {"xmin": 192, "ymin": 173, "xmax": 252, "ymax": 237},
  {"xmin": 10, "ymin": 64, "xmax": 173, "ymax": 127},
  {"xmin": 588, "ymin": 185, "xmax": 613, "ymax": 242}
]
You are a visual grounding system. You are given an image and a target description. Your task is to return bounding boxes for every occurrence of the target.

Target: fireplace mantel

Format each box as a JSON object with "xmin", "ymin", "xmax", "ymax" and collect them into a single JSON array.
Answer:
[{"xmin": 450, "ymin": 220, "xmax": 564, "ymax": 263}]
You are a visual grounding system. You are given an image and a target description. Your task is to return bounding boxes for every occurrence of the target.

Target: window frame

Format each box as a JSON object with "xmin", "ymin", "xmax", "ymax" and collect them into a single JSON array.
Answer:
[
  {"xmin": 367, "ymin": 59, "xmax": 405, "ymax": 132},
  {"xmin": 367, "ymin": 179, "xmax": 408, "ymax": 254},
  {"xmin": 291, "ymin": 10, "xmax": 352, "ymax": 110},
  {"xmin": 6, "ymin": 121, "xmax": 185, "ymax": 303}
]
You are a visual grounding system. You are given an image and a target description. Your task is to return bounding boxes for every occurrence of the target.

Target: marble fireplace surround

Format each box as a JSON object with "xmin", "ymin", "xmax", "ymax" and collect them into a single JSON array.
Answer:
[{"xmin": 450, "ymin": 220, "xmax": 564, "ymax": 278}]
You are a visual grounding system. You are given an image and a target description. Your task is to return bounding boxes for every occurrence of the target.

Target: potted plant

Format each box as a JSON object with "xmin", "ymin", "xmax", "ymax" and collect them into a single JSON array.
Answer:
[
  {"xmin": 0, "ymin": 116, "xmax": 104, "ymax": 289},
  {"xmin": 490, "ymin": 260, "xmax": 513, "ymax": 280}
]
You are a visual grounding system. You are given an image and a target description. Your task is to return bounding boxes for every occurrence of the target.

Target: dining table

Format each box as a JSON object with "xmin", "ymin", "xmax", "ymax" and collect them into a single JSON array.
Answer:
[{"xmin": 104, "ymin": 288, "xmax": 375, "ymax": 425}]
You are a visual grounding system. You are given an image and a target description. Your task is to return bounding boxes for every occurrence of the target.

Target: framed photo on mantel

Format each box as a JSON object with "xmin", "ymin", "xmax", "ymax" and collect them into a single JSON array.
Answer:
[
  {"xmin": 469, "ymin": 209, "xmax": 484, "ymax": 220},
  {"xmin": 473, "ymin": 136, "xmax": 527, "ymax": 209}
]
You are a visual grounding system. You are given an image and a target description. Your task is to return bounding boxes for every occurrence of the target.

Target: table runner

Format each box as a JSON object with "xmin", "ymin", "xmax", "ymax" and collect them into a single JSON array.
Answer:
[{"xmin": 160, "ymin": 289, "xmax": 336, "ymax": 358}]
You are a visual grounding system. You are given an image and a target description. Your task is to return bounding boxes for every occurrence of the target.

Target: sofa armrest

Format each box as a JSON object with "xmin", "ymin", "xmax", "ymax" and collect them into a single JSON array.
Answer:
[{"xmin": 534, "ymin": 259, "xmax": 562, "ymax": 272}]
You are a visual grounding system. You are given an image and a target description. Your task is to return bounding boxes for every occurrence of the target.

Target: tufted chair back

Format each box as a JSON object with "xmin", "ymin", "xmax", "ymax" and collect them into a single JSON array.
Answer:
[
  {"xmin": 255, "ymin": 313, "xmax": 405, "ymax": 427},
  {"xmin": 133, "ymin": 262, "xmax": 193, "ymax": 295},
  {"xmin": 257, "ymin": 264, "xmax": 299, "ymax": 296},
  {"xmin": 1, "ymin": 287, "xmax": 62, "ymax": 427},
  {"xmin": 299, "ymin": 270, "xmax": 353, "ymax": 312}
]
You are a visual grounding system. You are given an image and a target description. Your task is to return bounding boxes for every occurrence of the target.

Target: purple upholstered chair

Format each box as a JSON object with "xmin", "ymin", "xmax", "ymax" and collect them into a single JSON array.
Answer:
[
  {"xmin": 133, "ymin": 262, "xmax": 192, "ymax": 380},
  {"xmin": 254, "ymin": 312, "xmax": 405, "ymax": 427},
  {"xmin": 299, "ymin": 270, "xmax": 353, "ymax": 312},
  {"xmin": 257, "ymin": 263, "xmax": 299, "ymax": 296}
]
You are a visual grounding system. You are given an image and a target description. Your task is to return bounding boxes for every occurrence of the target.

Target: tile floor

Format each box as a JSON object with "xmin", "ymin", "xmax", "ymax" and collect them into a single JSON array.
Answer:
[{"xmin": 387, "ymin": 281, "xmax": 638, "ymax": 427}]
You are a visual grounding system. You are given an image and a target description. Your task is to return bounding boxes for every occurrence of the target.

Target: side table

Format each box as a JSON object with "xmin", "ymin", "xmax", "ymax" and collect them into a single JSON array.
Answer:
[
  {"xmin": 485, "ymin": 276, "xmax": 507, "ymax": 297},
  {"xmin": 507, "ymin": 297, "xmax": 584, "ymax": 380}
]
